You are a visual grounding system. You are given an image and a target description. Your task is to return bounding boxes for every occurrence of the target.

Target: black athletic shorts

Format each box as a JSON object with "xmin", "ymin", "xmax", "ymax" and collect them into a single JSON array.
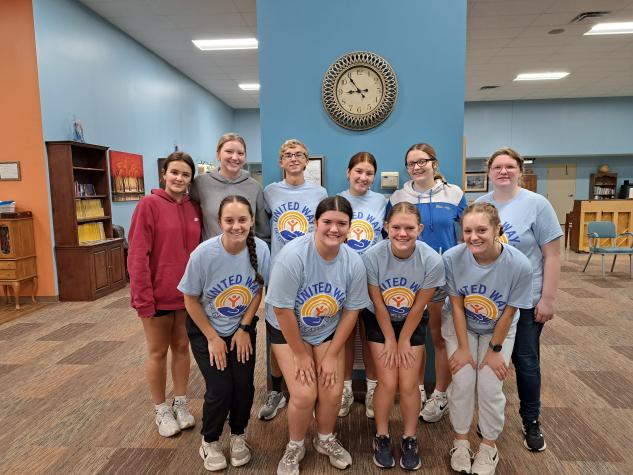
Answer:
[
  {"xmin": 362, "ymin": 308, "xmax": 426, "ymax": 346},
  {"xmin": 267, "ymin": 320, "xmax": 335, "ymax": 345}
]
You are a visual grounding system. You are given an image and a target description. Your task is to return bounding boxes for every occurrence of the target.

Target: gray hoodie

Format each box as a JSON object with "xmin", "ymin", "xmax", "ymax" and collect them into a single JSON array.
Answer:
[{"xmin": 190, "ymin": 169, "xmax": 270, "ymax": 242}]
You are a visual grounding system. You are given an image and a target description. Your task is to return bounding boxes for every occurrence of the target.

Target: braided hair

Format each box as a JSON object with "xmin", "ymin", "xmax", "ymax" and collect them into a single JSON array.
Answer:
[{"xmin": 218, "ymin": 195, "xmax": 264, "ymax": 285}]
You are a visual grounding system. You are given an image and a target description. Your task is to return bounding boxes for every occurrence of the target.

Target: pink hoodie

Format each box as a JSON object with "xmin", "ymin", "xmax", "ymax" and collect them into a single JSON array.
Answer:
[{"xmin": 128, "ymin": 189, "xmax": 201, "ymax": 317}]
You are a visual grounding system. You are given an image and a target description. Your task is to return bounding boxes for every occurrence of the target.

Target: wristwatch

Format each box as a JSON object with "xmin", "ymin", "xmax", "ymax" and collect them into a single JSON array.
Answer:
[
  {"xmin": 238, "ymin": 322, "xmax": 251, "ymax": 332},
  {"xmin": 488, "ymin": 341, "xmax": 502, "ymax": 352}
]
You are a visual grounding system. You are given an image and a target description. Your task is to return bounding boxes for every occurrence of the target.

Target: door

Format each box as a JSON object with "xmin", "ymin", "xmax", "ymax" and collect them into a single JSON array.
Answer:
[
  {"xmin": 108, "ymin": 243, "xmax": 125, "ymax": 286},
  {"xmin": 547, "ymin": 164, "xmax": 576, "ymax": 224},
  {"xmin": 92, "ymin": 248, "xmax": 110, "ymax": 292}
]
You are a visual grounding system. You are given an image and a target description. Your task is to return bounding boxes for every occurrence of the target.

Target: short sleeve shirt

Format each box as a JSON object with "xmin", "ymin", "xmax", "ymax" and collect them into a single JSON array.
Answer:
[
  {"xmin": 476, "ymin": 188, "xmax": 562, "ymax": 306},
  {"xmin": 442, "ymin": 243, "xmax": 533, "ymax": 334},
  {"xmin": 178, "ymin": 235, "xmax": 271, "ymax": 337},
  {"xmin": 364, "ymin": 240, "xmax": 445, "ymax": 322},
  {"xmin": 265, "ymin": 233, "xmax": 370, "ymax": 345},
  {"xmin": 264, "ymin": 180, "xmax": 328, "ymax": 260},
  {"xmin": 338, "ymin": 190, "xmax": 387, "ymax": 255}
]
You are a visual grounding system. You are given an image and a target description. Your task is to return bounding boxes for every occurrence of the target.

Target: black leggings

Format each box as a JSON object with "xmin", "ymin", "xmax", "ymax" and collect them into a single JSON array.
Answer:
[{"xmin": 187, "ymin": 316, "xmax": 257, "ymax": 442}]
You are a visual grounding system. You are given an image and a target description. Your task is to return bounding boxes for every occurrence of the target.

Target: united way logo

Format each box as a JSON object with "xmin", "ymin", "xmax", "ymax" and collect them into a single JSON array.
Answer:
[
  {"xmin": 498, "ymin": 233, "xmax": 509, "ymax": 244},
  {"xmin": 299, "ymin": 294, "xmax": 339, "ymax": 327},
  {"xmin": 214, "ymin": 286, "xmax": 252, "ymax": 318},
  {"xmin": 347, "ymin": 219, "xmax": 375, "ymax": 252},
  {"xmin": 278, "ymin": 211, "xmax": 309, "ymax": 242},
  {"xmin": 382, "ymin": 287, "xmax": 415, "ymax": 317},
  {"xmin": 464, "ymin": 295, "xmax": 498, "ymax": 323}
]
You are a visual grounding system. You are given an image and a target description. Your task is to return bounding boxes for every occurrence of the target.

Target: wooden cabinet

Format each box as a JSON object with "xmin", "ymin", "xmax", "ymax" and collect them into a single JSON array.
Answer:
[
  {"xmin": 589, "ymin": 172, "xmax": 617, "ymax": 200},
  {"xmin": 568, "ymin": 199, "xmax": 633, "ymax": 252},
  {"xmin": 0, "ymin": 212, "xmax": 37, "ymax": 309},
  {"xmin": 46, "ymin": 141, "xmax": 126, "ymax": 301}
]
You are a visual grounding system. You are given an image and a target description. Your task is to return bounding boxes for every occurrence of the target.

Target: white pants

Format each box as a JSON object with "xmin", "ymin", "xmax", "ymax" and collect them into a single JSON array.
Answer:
[{"xmin": 441, "ymin": 311, "xmax": 516, "ymax": 441}]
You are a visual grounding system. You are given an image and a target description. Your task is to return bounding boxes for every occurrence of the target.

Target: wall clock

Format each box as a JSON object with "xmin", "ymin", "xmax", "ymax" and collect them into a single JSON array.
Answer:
[{"xmin": 322, "ymin": 51, "xmax": 398, "ymax": 131}]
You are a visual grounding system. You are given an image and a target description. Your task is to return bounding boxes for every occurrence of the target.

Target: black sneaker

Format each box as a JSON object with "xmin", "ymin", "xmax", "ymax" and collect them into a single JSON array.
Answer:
[
  {"xmin": 372, "ymin": 435, "xmax": 395, "ymax": 469},
  {"xmin": 400, "ymin": 436, "xmax": 421, "ymax": 471},
  {"xmin": 522, "ymin": 419, "xmax": 547, "ymax": 452}
]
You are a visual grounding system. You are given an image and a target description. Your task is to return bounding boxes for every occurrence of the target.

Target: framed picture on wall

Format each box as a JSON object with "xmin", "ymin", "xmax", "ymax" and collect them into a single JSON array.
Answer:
[
  {"xmin": 465, "ymin": 172, "xmax": 488, "ymax": 192},
  {"xmin": 305, "ymin": 156, "xmax": 324, "ymax": 187},
  {"xmin": 110, "ymin": 150, "xmax": 145, "ymax": 201}
]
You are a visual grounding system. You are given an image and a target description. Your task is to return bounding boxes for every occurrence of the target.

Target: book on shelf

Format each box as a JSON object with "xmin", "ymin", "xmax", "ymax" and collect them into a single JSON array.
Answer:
[
  {"xmin": 77, "ymin": 221, "xmax": 106, "ymax": 243},
  {"xmin": 74, "ymin": 181, "xmax": 96, "ymax": 197},
  {"xmin": 75, "ymin": 199, "xmax": 105, "ymax": 219}
]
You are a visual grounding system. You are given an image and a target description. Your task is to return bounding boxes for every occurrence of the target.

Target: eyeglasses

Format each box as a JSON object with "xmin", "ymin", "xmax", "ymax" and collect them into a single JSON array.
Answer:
[
  {"xmin": 406, "ymin": 158, "xmax": 434, "ymax": 169},
  {"xmin": 491, "ymin": 164, "xmax": 519, "ymax": 173},
  {"xmin": 282, "ymin": 152, "xmax": 307, "ymax": 160}
]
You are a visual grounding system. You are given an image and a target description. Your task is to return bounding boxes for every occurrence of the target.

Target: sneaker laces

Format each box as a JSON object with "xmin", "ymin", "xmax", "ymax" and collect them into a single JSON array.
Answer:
[
  {"xmin": 402, "ymin": 437, "xmax": 417, "ymax": 453},
  {"xmin": 474, "ymin": 445, "xmax": 497, "ymax": 464},
  {"xmin": 173, "ymin": 400, "xmax": 190, "ymax": 417},
  {"xmin": 525, "ymin": 420, "xmax": 542, "ymax": 437},
  {"xmin": 374, "ymin": 435, "xmax": 390, "ymax": 450},
  {"xmin": 265, "ymin": 391, "xmax": 279, "ymax": 407},
  {"xmin": 156, "ymin": 406, "xmax": 173, "ymax": 419},
  {"xmin": 320, "ymin": 434, "xmax": 344, "ymax": 456},
  {"xmin": 342, "ymin": 389, "xmax": 353, "ymax": 405},
  {"xmin": 282, "ymin": 444, "xmax": 303, "ymax": 465},
  {"xmin": 231, "ymin": 434, "xmax": 249, "ymax": 451}
]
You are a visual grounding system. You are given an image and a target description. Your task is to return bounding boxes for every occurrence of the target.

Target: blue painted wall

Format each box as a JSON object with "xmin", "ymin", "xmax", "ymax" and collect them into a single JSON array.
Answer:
[
  {"xmin": 465, "ymin": 97, "xmax": 633, "ymax": 158},
  {"xmin": 234, "ymin": 109, "xmax": 262, "ymax": 163},
  {"xmin": 257, "ymin": 0, "xmax": 467, "ymax": 195},
  {"xmin": 33, "ymin": 0, "xmax": 234, "ymax": 234}
]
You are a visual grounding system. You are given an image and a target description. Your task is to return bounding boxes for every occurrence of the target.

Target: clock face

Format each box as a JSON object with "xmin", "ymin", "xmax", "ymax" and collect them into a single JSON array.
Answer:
[{"xmin": 322, "ymin": 51, "xmax": 397, "ymax": 131}]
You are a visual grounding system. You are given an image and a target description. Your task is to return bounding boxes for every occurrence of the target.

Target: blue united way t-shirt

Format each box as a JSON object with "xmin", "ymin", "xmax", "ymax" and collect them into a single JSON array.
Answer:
[
  {"xmin": 265, "ymin": 233, "xmax": 370, "ymax": 345},
  {"xmin": 338, "ymin": 190, "xmax": 387, "ymax": 255},
  {"xmin": 476, "ymin": 188, "xmax": 563, "ymax": 306},
  {"xmin": 178, "ymin": 235, "xmax": 271, "ymax": 337},
  {"xmin": 364, "ymin": 240, "xmax": 445, "ymax": 322},
  {"xmin": 442, "ymin": 243, "xmax": 533, "ymax": 334},
  {"xmin": 264, "ymin": 180, "xmax": 328, "ymax": 260}
]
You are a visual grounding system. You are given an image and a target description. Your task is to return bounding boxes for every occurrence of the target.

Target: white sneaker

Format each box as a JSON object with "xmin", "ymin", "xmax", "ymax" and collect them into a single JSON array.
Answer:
[
  {"xmin": 471, "ymin": 443, "xmax": 499, "ymax": 475},
  {"xmin": 421, "ymin": 391, "xmax": 448, "ymax": 423},
  {"xmin": 450, "ymin": 439, "xmax": 473, "ymax": 474},
  {"xmin": 199, "ymin": 438, "xmax": 227, "ymax": 471},
  {"xmin": 338, "ymin": 386, "xmax": 354, "ymax": 417},
  {"xmin": 230, "ymin": 434, "xmax": 251, "ymax": 467},
  {"xmin": 365, "ymin": 386, "xmax": 375, "ymax": 419},
  {"xmin": 172, "ymin": 398, "xmax": 195, "ymax": 430},
  {"xmin": 418, "ymin": 387, "xmax": 427, "ymax": 418},
  {"xmin": 313, "ymin": 434, "xmax": 352, "ymax": 469},
  {"xmin": 277, "ymin": 441, "xmax": 306, "ymax": 475},
  {"xmin": 155, "ymin": 406, "xmax": 180, "ymax": 437}
]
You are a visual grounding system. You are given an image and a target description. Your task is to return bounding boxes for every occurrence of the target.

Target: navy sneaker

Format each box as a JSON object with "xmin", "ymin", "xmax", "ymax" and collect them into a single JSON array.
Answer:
[
  {"xmin": 523, "ymin": 419, "xmax": 546, "ymax": 452},
  {"xmin": 400, "ymin": 436, "xmax": 421, "ymax": 471},
  {"xmin": 372, "ymin": 435, "xmax": 395, "ymax": 469}
]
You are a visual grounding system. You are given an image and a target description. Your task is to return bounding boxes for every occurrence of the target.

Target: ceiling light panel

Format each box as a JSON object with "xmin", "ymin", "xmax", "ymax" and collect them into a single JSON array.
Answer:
[
  {"xmin": 192, "ymin": 38, "xmax": 258, "ymax": 50},
  {"xmin": 584, "ymin": 22, "xmax": 633, "ymax": 35},
  {"xmin": 514, "ymin": 72, "xmax": 570, "ymax": 81},
  {"xmin": 238, "ymin": 83, "xmax": 260, "ymax": 91}
]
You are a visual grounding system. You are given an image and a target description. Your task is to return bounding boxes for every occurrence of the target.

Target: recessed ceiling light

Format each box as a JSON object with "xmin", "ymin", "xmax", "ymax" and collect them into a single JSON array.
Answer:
[
  {"xmin": 584, "ymin": 22, "xmax": 633, "ymax": 35},
  {"xmin": 239, "ymin": 83, "xmax": 260, "ymax": 91},
  {"xmin": 514, "ymin": 72, "xmax": 570, "ymax": 81},
  {"xmin": 192, "ymin": 38, "xmax": 258, "ymax": 51}
]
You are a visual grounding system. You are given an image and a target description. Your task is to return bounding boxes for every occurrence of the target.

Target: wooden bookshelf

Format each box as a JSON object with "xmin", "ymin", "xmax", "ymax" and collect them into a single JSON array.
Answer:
[
  {"xmin": 46, "ymin": 141, "xmax": 125, "ymax": 300},
  {"xmin": 590, "ymin": 172, "xmax": 617, "ymax": 200}
]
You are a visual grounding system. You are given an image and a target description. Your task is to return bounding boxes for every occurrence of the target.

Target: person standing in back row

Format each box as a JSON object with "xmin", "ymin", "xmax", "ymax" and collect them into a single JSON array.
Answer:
[
  {"xmin": 259, "ymin": 139, "xmax": 328, "ymax": 421},
  {"xmin": 388, "ymin": 143, "xmax": 466, "ymax": 422}
]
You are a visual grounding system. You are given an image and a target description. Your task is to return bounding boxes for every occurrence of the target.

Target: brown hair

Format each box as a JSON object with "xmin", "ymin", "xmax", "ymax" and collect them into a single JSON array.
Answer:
[
  {"xmin": 385, "ymin": 202, "xmax": 421, "ymax": 225},
  {"xmin": 218, "ymin": 195, "xmax": 264, "ymax": 285},
  {"xmin": 216, "ymin": 133, "xmax": 247, "ymax": 158},
  {"xmin": 487, "ymin": 147, "xmax": 524, "ymax": 173},
  {"xmin": 162, "ymin": 151, "xmax": 195, "ymax": 177},
  {"xmin": 404, "ymin": 142, "xmax": 447, "ymax": 183},
  {"xmin": 279, "ymin": 139, "xmax": 309, "ymax": 159},
  {"xmin": 347, "ymin": 151, "xmax": 377, "ymax": 173},
  {"xmin": 461, "ymin": 202, "xmax": 503, "ymax": 237},
  {"xmin": 315, "ymin": 196, "xmax": 353, "ymax": 223}
]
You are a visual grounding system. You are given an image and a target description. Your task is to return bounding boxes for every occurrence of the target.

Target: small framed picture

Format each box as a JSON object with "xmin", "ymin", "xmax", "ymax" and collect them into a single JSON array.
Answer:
[
  {"xmin": 0, "ymin": 161, "xmax": 21, "ymax": 181},
  {"xmin": 465, "ymin": 172, "xmax": 488, "ymax": 192}
]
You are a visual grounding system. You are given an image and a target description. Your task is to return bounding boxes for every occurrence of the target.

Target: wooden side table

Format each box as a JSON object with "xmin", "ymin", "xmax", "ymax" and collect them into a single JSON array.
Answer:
[{"xmin": 0, "ymin": 211, "xmax": 37, "ymax": 310}]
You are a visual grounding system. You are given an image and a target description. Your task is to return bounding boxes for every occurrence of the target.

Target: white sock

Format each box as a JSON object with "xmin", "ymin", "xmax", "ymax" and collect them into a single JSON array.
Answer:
[
  {"xmin": 343, "ymin": 380, "xmax": 352, "ymax": 392},
  {"xmin": 173, "ymin": 395, "xmax": 187, "ymax": 404},
  {"xmin": 289, "ymin": 439, "xmax": 304, "ymax": 447},
  {"xmin": 318, "ymin": 432, "xmax": 333, "ymax": 441},
  {"xmin": 432, "ymin": 390, "xmax": 447, "ymax": 398},
  {"xmin": 419, "ymin": 385, "xmax": 427, "ymax": 395},
  {"xmin": 366, "ymin": 378, "xmax": 377, "ymax": 391}
]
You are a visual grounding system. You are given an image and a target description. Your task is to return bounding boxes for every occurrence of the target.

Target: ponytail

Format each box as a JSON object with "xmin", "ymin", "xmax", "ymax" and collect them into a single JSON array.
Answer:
[{"xmin": 246, "ymin": 229, "xmax": 264, "ymax": 286}]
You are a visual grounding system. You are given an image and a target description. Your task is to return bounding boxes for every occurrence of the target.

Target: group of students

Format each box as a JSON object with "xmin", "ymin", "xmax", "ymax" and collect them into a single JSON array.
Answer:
[{"xmin": 127, "ymin": 133, "xmax": 562, "ymax": 475}]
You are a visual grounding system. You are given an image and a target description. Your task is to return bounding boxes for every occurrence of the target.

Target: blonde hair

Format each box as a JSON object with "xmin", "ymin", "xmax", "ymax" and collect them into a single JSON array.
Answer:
[
  {"xmin": 216, "ymin": 133, "xmax": 247, "ymax": 158},
  {"xmin": 279, "ymin": 139, "xmax": 309, "ymax": 159},
  {"xmin": 487, "ymin": 147, "xmax": 524, "ymax": 173},
  {"xmin": 461, "ymin": 202, "xmax": 503, "ymax": 237},
  {"xmin": 405, "ymin": 142, "xmax": 447, "ymax": 183},
  {"xmin": 385, "ymin": 202, "xmax": 421, "ymax": 225}
]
